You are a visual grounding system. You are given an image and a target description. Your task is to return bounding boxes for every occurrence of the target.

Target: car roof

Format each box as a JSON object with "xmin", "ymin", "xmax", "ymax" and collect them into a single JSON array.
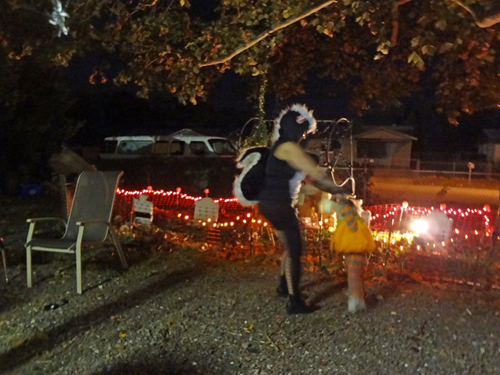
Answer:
[{"xmin": 104, "ymin": 135, "xmax": 229, "ymax": 142}]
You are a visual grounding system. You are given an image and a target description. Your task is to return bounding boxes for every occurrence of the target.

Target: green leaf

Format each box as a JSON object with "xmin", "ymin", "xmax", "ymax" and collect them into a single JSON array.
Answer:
[
  {"xmin": 407, "ymin": 51, "xmax": 417, "ymax": 64},
  {"xmin": 435, "ymin": 19, "xmax": 447, "ymax": 31},
  {"xmin": 439, "ymin": 42, "xmax": 454, "ymax": 53},
  {"xmin": 422, "ymin": 45, "xmax": 436, "ymax": 56},
  {"xmin": 413, "ymin": 53, "xmax": 424, "ymax": 67},
  {"xmin": 411, "ymin": 37, "xmax": 421, "ymax": 48}
]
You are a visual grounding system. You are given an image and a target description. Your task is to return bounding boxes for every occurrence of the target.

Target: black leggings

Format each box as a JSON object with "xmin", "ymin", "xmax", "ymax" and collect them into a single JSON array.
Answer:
[{"xmin": 258, "ymin": 200, "xmax": 302, "ymax": 295}]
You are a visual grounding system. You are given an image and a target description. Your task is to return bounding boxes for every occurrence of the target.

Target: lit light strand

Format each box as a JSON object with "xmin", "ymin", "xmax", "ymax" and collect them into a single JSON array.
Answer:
[{"xmin": 116, "ymin": 188, "xmax": 495, "ymax": 238}]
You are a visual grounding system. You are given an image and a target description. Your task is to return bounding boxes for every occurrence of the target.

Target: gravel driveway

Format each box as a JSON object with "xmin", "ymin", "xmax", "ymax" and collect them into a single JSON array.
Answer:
[{"xmin": 1, "ymin": 196, "xmax": 499, "ymax": 375}]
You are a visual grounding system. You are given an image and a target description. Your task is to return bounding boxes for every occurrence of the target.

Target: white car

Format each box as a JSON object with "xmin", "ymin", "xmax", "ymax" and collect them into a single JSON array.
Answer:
[{"xmin": 100, "ymin": 129, "xmax": 236, "ymax": 159}]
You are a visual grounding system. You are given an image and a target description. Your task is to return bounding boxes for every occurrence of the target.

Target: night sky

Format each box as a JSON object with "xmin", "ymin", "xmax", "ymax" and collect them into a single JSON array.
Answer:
[{"xmin": 66, "ymin": 62, "xmax": 500, "ymax": 162}]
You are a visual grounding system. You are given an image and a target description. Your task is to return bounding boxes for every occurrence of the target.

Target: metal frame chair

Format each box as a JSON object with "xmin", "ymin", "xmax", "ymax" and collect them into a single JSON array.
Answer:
[{"xmin": 25, "ymin": 171, "xmax": 128, "ymax": 294}]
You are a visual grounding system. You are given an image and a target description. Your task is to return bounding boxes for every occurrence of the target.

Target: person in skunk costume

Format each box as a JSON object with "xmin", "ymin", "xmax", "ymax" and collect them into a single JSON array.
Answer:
[{"xmin": 234, "ymin": 104, "xmax": 348, "ymax": 314}]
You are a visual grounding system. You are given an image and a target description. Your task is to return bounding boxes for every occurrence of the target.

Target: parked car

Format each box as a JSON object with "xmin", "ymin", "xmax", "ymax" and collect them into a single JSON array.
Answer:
[{"xmin": 100, "ymin": 129, "xmax": 236, "ymax": 159}]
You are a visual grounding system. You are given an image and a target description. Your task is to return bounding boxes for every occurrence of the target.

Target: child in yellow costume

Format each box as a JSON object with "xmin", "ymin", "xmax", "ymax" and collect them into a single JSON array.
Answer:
[{"xmin": 329, "ymin": 196, "xmax": 376, "ymax": 312}]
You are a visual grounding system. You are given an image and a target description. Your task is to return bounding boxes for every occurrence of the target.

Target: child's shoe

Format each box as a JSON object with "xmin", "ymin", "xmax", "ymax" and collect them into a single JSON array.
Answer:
[{"xmin": 348, "ymin": 295, "xmax": 366, "ymax": 313}]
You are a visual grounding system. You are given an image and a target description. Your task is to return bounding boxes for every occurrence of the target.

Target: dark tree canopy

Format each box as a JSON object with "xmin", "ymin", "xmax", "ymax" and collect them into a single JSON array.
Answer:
[{"xmin": 2, "ymin": 0, "xmax": 500, "ymax": 124}]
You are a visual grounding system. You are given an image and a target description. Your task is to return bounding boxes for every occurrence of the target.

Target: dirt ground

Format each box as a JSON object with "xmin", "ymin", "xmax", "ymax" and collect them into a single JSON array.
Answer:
[{"xmin": 1, "ymin": 196, "xmax": 500, "ymax": 375}]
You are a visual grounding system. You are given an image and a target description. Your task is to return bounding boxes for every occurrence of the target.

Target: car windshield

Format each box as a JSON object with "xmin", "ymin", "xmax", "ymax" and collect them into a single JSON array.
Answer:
[
  {"xmin": 117, "ymin": 140, "xmax": 154, "ymax": 155},
  {"xmin": 209, "ymin": 139, "xmax": 236, "ymax": 155}
]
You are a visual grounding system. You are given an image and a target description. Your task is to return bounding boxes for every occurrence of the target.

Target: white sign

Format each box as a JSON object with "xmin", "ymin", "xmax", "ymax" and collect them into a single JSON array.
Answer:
[
  {"xmin": 133, "ymin": 195, "xmax": 153, "ymax": 225},
  {"xmin": 194, "ymin": 197, "xmax": 219, "ymax": 222}
]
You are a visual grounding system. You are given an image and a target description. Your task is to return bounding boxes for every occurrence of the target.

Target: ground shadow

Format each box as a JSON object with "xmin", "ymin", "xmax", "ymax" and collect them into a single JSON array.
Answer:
[
  {"xmin": 0, "ymin": 242, "xmax": 166, "ymax": 314},
  {"xmin": 307, "ymin": 279, "xmax": 347, "ymax": 306},
  {"xmin": 0, "ymin": 262, "xmax": 207, "ymax": 374},
  {"xmin": 90, "ymin": 354, "xmax": 215, "ymax": 375}
]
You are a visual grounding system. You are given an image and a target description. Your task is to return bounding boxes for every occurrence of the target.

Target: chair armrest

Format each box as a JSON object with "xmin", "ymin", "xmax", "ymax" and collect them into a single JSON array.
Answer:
[
  {"xmin": 27, "ymin": 217, "xmax": 67, "ymax": 226},
  {"xmin": 26, "ymin": 217, "xmax": 67, "ymax": 245}
]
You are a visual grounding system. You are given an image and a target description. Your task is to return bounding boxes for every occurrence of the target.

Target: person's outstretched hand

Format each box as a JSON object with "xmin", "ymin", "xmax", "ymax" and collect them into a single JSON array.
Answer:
[{"xmin": 312, "ymin": 175, "xmax": 351, "ymax": 195}]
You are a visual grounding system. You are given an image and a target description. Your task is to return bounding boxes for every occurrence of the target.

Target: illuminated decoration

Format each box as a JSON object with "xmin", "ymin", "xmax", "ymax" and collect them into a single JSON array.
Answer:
[
  {"xmin": 116, "ymin": 188, "xmax": 247, "ymax": 221},
  {"xmin": 193, "ymin": 189, "xmax": 219, "ymax": 223},
  {"xmin": 420, "ymin": 210, "xmax": 453, "ymax": 241},
  {"xmin": 113, "ymin": 187, "xmax": 500, "ymax": 289},
  {"xmin": 368, "ymin": 203, "xmax": 493, "ymax": 237},
  {"xmin": 115, "ymin": 188, "xmax": 496, "ymax": 244},
  {"xmin": 410, "ymin": 219, "xmax": 428, "ymax": 234},
  {"xmin": 132, "ymin": 194, "xmax": 153, "ymax": 226},
  {"xmin": 48, "ymin": 0, "xmax": 70, "ymax": 37},
  {"xmin": 206, "ymin": 226, "xmax": 221, "ymax": 244}
]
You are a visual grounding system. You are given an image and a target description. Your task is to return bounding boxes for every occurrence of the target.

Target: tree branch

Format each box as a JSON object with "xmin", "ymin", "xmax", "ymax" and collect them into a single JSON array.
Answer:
[
  {"xmin": 199, "ymin": 0, "xmax": 337, "ymax": 68},
  {"xmin": 391, "ymin": 0, "xmax": 412, "ymax": 47},
  {"xmin": 452, "ymin": 0, "xmax": 500, "ymax": 28}
]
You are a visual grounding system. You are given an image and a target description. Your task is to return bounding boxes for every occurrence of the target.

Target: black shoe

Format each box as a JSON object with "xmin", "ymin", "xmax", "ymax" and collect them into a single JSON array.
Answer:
[{"xmin": 286, "ymin": 295, "xmax": 315, "ymax": 315}]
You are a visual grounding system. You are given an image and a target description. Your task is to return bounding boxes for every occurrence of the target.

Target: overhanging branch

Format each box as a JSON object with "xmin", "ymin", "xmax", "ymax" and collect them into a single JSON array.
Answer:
[
  {"xmin": 199, "ymin": 0, "xmax": 337, "ymax": 68},
  {"xmin": 391, "ymin": 0, "xmax": 412, "ymax": 47},
  {"xmin": 452, "ymin": 0, "xmax": 500, "ymax": 28}
]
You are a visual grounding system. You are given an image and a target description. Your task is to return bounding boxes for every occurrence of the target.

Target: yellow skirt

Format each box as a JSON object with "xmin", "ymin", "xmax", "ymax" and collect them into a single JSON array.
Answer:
[{"xmin": 330, "ymin": 219, "xmax": 376, "ymax": 254}]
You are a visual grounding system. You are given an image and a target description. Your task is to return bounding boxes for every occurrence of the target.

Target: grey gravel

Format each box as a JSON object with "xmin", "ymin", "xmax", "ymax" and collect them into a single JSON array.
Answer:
[{"xmin": 1, "ymin": 197, "xmax": 500, "ymax": 375}]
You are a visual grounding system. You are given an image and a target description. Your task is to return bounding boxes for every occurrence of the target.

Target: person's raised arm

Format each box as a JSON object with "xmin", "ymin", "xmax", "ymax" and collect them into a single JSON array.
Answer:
[{"xmin": 275, "ymin": 142, "xmax": 348, "ymax": 195}]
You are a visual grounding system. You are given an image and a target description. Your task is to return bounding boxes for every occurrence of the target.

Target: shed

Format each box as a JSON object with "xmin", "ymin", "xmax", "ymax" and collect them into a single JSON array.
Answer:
[
  {"xmin": 303, "ymin": 125, "xmax": 417, "ymax": 168},
  {"xmin": 354, "ymin": 126, "xmax": 417, "ymax": 168}
]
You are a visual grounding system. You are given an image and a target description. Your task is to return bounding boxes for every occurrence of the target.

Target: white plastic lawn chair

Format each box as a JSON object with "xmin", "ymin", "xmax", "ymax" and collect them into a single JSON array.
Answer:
[{"xmin": 25, "ymin": 171, "xmax": 128, "ymax": 294}]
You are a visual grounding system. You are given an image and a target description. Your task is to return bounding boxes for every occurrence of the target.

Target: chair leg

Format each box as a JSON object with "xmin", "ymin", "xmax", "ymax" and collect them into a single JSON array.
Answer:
[
  {"xmin": 26, "ymin": 246, "xmax": 32, "ymax": 288},
  {"xmin": 2, "ymin": 249, "xmax": 8, "ymax": 283},
  {"xmin": 109, "ymin": 229, "xmax": 128, "ymax": 269},
  {"xmin": 76, "ymin": 243, "xmax": 82, "ymax": 294}
]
